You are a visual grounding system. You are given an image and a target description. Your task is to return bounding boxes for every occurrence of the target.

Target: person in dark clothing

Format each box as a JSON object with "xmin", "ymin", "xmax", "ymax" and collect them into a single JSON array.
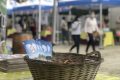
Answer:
[
  {"xmin": 30, "ymin": 20, "xmax": 36, "ymax": 38},
  {"xmin": 86, "ymin": 33, "xmax": 96, "ymax": 52},
  {"xmin": 69, "ymin": 17, "xmax": 81, "ymax": 54}
]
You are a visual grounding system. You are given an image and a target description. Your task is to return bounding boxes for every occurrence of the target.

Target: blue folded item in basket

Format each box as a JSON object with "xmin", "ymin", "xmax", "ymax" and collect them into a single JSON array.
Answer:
[{"xmin": 23, "ymin": 39, "xmax": 52, "ymax": 60}]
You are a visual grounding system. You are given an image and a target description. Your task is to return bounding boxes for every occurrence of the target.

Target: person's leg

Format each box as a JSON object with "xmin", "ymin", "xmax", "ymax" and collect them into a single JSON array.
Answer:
[
  {"xmin": 66, "ymin": 31, "xmax": 71, "ymax": 44},
  {"xmin": 70, "ymin": 35, "xmax": 76, "ymax": 52},
  {"xmin": 86, "ymin": 33, "xmax": 92, "ymax": 53},
  {"xmin": 70, "ymin": 45, "xmax": 76, "ymax": 52},
  {"xmin": 64, "ymin": 30, "xmax": 70, "ymax": 44},
  {"xmin": 61, "ymin": 29, "xmax": 65, "ymax": 44},
  {"xmin": 64, "ymin": 31, "xmax": 67, "ymax": 43},
  {"xmin": 75, "ymin": 35, "xmax": 80, "ymax": 54},
  {"xmin": 76, "ymin": 44, "xmax": 79, "ymax": 54},
  {"xmin": 91, "ymin": 34, "xmax": 96, "ymax": 51}
]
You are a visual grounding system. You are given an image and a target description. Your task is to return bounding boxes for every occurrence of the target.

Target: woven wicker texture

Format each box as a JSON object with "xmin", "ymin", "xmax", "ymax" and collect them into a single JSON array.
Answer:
[{"xmin": 25, "ymin": 51, "xmax": 103, "ymax": 80}]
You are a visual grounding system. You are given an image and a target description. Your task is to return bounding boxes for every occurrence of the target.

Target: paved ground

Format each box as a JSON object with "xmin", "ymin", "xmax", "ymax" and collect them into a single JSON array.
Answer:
[
  {"xmin": 0, "ymin": 44, "xmax": 120, "ymax": 80},
  {"xmin": 53, "ymin": 44, "xmax": 120, "ymax": 77}
]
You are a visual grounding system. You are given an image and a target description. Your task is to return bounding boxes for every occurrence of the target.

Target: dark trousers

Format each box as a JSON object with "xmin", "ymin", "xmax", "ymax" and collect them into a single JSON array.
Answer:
[
  {"xmin": 86, "ymin": 33, "xmax": 96, "ymax": 53},
  {"xmin": 70, "ymin": 35, "xmax": 80, "ymax": 54},
  {"xmin": 61, "ymin": 29, "xmax": 69, "ymax": 44}
]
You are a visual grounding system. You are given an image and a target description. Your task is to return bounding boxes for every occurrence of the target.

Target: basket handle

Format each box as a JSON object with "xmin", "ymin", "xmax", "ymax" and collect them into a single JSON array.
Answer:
[
  {"xmin": 88, "ymin": 51, "xmax": 101, "ymax": 58},
  {"xmin": 85, "ymin": 51, "xmax": 101, "ymax": 61}
]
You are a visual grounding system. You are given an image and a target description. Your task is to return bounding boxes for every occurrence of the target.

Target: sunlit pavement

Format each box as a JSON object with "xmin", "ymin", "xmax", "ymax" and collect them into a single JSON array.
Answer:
[{"xmin": 0, "ymin": 45, "xmax": 120, "ymax": 80}]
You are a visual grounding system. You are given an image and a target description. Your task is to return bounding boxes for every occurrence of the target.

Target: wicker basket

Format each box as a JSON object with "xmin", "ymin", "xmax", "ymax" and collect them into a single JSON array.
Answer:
[{"xmin": 24, "ymin": 51, "xmax": 103, "ymax": 80}]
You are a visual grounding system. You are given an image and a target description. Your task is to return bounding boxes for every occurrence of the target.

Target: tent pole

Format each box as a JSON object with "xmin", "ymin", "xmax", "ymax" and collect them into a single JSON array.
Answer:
[
  {"xmin": 35, "ymin": 12, "xmax": 38, "ymax": 37},
  {"xmin": 0, "ymin": 14, "xmax": 1, "ymax": 41},
  {"xmin": 53, "ymin": 0, "xmax": 58, "ymax": 43},
  {"xmin": 68, "ymin": 7, "xmax": 72, "ymax": 21},
  {"xmin": 12, "ymin": 12, "xmax": 15, "ymax": 28},
  {"xmin": 67, "ymin": 7, "xmax": 72, "ymax": 44},
  {"xmin": 1, "ymin": 15, "xmax": 7, "ymax": 40},
  {"xmin": 38, "ymin": 0, "xmax": 41, "ymax": 39},
  {"xmin": 99, "ymin": 3, "xmax": 103, "ymax": 49},
  {"xmin": 56, "ymin": 13, "xmax": 59, "ymax": 44}
]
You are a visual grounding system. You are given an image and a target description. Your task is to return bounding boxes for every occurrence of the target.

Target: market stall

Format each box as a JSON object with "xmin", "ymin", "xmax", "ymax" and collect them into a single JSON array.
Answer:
[
  {"xmin": 0, "ymin": 1, "xmax": 54, "ymax": 73},
  {"xmin": 4, "ymin": 0, "xmax": 54, "ymax": 54},
  {"xmin": 6, "ymin": 0, "xmax": 53, "ymax": 39},
  {"xmin": 56, "ymin": 0, "xmax": 120, "ymax": 46}
]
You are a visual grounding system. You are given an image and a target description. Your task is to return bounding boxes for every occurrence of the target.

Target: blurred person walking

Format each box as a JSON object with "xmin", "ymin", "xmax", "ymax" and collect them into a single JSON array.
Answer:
[
  {"xmin": 69, "ymin": 17, "xmax": 82, "ymax": 54},
  {"xmin": 84, "ymin": 11, "xmax": 99, "ymax": 53},
  {"xmin": 60, "ymin": 17, "xmax": 69, "ymax": 44},
  {"xmin": 30, "ymin": 20, "xmax": 36, "ymax": 38},
  {"xmin": 15, "ymin": 23, "xmax": 22, "ymax": 33},
  {"xmin": 41, "ymin": 25, "xmax": 52, "ymax": 42}
]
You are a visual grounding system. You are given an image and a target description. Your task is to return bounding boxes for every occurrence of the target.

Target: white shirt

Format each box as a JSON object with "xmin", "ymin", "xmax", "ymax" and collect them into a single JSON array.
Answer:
[
  {"xmin": 61, "ymin": 19, "xmax": 68, "ymax": 30},
  {"xmin": 84, "ymin": 17, "xmax": 99, "ymax": 33},
  {"xmin": 15, "ymin": 24, "xmax": 22, "ymax": 33},
  {"xmin": 71, "ymin": 21, "xmax": 81, "ymax": 35}
]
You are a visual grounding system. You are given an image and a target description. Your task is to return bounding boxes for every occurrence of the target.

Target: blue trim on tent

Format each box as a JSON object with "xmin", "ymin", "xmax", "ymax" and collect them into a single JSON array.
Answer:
[
  {"xmin": 7, "ymin": 0, "xmax": 120, "ymax": 14},
  {"xmin": 58, "ymin": 0, "xmax": 100, "ymax": 7},
  {"xmin": 13, "ymin": 5, "xmax": 53, "ymax": 12},
  {"xmin": 58, "ymin": 0, "xmax": 120, "ymax": 8},
  {"xmin": 7, "ymin": 5, "xmax": 52, "ymax": 15}
]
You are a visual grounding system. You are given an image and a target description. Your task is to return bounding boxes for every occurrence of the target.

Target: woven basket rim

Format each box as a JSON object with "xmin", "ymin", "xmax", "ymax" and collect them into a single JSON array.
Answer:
[{"xmin": 24, "ymin": 53, "xmax": 103, "ymax": 66}]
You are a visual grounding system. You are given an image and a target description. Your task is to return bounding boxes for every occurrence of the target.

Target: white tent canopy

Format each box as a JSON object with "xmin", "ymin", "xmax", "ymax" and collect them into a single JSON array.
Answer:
[{"xmin": 7, "ymin": 0, "xmax": 54, "ymax": 14}]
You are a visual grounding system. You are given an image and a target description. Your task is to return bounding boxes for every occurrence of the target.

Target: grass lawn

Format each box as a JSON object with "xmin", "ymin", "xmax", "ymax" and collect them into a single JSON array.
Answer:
[
  {"xmin": 0, "ymin": 71, "xmax": 120, "ymax": 80},
  {"xmin": 0, "ymin": 71, "xmax": 32, "ymax": 80}
]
